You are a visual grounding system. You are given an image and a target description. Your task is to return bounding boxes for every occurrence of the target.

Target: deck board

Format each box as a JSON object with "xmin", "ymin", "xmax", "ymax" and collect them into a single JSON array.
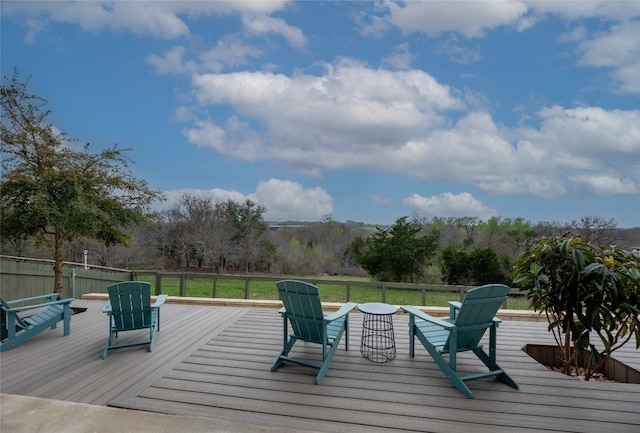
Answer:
[{"xmin": 2, "ymin": 300, "xmax": 639, "ymax": 433}]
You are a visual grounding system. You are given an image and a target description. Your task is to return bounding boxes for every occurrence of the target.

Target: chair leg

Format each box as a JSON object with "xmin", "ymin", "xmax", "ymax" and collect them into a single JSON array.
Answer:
[
  {"xmin": 408, "ymin": 317, "xmax": 415, "ymax": 357},
  {"xmin": 472, "ymin": 346, "xmax": 519, "ymax": 390},
  {"xmin": 63, "ymin": 306, "xmax": 71, "ymax": 336},
  {"xmin": 148, "ymin": 325, "xmax": 156, "ymax": 352},
  {"xmin": 415, "ymin": 331, "xmax": 474, "ymax": 398},
  {"xmin": 315, "ymin": 326, "xmax": 346, "ymax": 384},
  {"xmin": 316, "ymin": 342, "xmax": 339, "ymax": 384},
  {"xmin": 103, "ymin": 330, "xmax": 113, "ymax": 359},
  {"xmin": 271, "ymin": 336, "xmax": 297, "ymax": 372},
  {"xmin": 103, "ymin": 316, "xmax": 114, "ymax": 359}
]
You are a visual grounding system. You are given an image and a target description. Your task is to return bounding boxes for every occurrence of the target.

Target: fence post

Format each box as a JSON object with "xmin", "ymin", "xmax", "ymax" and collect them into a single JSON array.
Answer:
[
  {"xmin": 212, "ymin": 276, "xmax": 217, "ymax": 298},
  {"xmin": 381, "ymin": 282, "xmax": 386, "ymax": 303},
  {"xmin": 244, "ymin": 277, "xmax": 250, "ymax": 299},
  {"xmin": 155, "ymin": 273, "xmax": 162, "ymax": 296},
  {"xmin": 180, "ymin": 274, "xmax": 186, "ymax": 297}
]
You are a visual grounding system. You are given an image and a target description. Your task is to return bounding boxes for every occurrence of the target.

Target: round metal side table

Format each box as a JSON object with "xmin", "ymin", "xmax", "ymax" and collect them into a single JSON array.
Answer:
[{"xmin": 358, "ymin": 302, "xmax": 398, "ymax": 363}]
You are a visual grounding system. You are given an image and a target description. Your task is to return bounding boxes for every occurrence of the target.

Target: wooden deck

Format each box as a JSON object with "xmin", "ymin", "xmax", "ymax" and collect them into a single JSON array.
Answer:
[{"xmin": 2, "ymin": 299, "xmax": 639, "ymax": 433}]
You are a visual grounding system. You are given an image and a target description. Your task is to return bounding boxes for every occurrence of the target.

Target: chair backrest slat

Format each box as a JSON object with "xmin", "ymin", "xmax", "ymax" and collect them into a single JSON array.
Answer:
[
  {"xmin": 107, "ymin": 281, "xmax": 152, "ymax": 331},
  {"xmin": 276, "ymin": 280, "xmax": 325, "ymax": 344},
  {"xmin": 445, "ymin": 284, "xmax": 509, "ymax": 351}
]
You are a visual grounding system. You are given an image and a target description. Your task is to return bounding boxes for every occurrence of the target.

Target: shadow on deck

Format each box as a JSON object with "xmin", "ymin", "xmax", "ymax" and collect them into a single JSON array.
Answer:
[{"xmin": 1, "ymin": 299, "xmax": 639, "ymax": 433}]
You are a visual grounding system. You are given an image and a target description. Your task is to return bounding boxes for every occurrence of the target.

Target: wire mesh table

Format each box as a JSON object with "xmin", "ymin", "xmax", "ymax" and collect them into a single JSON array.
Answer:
[{"xmin": 358, "ymin": 302, "xmax": 398, "ymax": 363}]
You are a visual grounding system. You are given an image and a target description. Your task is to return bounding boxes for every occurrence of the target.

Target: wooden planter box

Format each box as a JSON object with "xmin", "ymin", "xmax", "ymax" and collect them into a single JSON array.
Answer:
[{"xmin": 523, "ymin": 343, "xmax": 640, "ymax": 384}]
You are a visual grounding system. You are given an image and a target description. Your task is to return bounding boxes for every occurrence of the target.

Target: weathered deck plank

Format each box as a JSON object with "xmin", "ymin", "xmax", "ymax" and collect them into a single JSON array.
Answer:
[{"xmin": 2, "ymin": 300, "xmax": 639, "ymax": 433}]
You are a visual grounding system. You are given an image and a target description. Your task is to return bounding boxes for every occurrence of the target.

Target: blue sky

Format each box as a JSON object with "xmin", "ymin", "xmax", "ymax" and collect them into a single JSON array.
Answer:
[{"xmin": 2, "ymin": 1, "xmax": 639, "ymax": 227}]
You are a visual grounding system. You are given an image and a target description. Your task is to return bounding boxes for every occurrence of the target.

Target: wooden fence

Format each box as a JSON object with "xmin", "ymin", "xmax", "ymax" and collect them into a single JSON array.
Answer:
[
  {"xmin": 1, "ymin": 255, "xmax": 525, "ymax": 307},
  {"xmin": 0, "ymin": 256, "xmax": 131, "ymax": 300}
]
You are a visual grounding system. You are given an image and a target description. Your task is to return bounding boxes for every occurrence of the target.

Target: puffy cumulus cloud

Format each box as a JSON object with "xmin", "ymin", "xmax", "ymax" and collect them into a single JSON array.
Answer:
[
  {"xmin": 569, "ymin": 175, "xmax": 638, "ymax": 195},
  {"xmin": 3, "ymin": 0, "xmax": 293, "ymax": 41},
  {"xmin": 574, "ymin": 20, "xmax": 640, "ymax": 94},
  {"xmin": 187, "ymin": 59, "xmax": 465, "ymax": 161},
  {"xmin": 159, "ymin": 178, "xmax": 332, "ymax": 222},
  {"xmin": 7, "ymin": 1, "xmax": 190, "ymax": 40},
  {"xmin": 248, "ymin": 179, "xmax": 333, "ymax": 221},
  {"xmin": 512, "ymin": 106, "xmax": 640, "ymax": 196},
  {"xmin": 527, "ymin": 106, "xmax": 640, "ymax": 157},
  {"xmin": 379, "ymin": 0, "xmax": 528, "ymax": 38},
  {"xmin": 403, "ymin": 192, "xmax": 498, "ymax": 220},
  {"xmin": 372, "ymin": 1, "xmax": 640, "ymax": 39},
  {"xmin": 184, "ymin": 116, "xmax": 265, "ymax": 161}
]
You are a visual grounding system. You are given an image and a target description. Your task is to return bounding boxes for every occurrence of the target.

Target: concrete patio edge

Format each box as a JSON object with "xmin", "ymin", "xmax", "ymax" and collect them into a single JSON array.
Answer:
[{"xmin": 0, "ymin": 394, "xmax": 322, "ymax": 433}]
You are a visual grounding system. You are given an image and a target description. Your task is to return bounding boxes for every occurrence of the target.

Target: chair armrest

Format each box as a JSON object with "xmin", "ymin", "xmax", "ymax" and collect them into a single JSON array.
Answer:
[
  {"xmin": 102, "ymin": 302, "xmax": 112, "ymax": 314},
  {"xmin": 401, "ymin": 306, "xmax": 455, "ymax": 329},
  {"xmin": 324, "ymin": 302, "xmax": 358, "ymax": 322},
  {"xmin": 449, "ymin": 301, "xmax": 461, "ymax": 319},
  {"xmin": 151, "ymin": 295, "xmax": 168, "ymax": 308},
  {"xmin": 6, "ymin": 293, "xmax": 60, "ymax": 307},
  {"xmin": 5, "ymin": 297, "xmax": 74, "ymax": 313}
]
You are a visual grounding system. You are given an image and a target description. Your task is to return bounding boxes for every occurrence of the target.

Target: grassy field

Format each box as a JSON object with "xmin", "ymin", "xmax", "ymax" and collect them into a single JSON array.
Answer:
[{"xmin": 137, "ymin": 275, "xmax": 532, "ymax": 310}]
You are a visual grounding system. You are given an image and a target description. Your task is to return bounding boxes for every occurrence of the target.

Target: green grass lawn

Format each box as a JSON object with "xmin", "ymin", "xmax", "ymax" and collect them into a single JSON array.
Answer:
[{"xmin": 137, "ymin": 274, "xmax": 532, "ymax": 310}]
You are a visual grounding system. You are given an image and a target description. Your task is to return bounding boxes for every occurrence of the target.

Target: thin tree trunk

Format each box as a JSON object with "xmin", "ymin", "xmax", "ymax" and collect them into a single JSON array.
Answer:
[{"xmin": 53, "ymin": 230, "xmax": 65, "ymax": 297}]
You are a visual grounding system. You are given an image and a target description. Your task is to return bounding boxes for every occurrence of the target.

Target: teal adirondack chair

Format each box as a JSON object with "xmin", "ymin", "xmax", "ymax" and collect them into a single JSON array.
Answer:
[
  {"xmin": 1, "ymin": 293, "xmax": 73, "ymax": 352},
  {"xmin": 102, "ymin": 281, "xmax": 167, "ymax": 359},
  {"xmin": 271, "ymin": 280, "xmax": 357, "ymax": 384},
  {"xmin": 402, "ymin": 284, "xmax": 519, "ymax": 398}
]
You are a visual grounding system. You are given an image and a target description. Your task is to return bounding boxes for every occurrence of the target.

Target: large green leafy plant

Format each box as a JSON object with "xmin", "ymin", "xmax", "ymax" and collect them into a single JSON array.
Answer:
[{"xmin": 512, "ymin": 235, "xmax": 640, "ymax": 379}]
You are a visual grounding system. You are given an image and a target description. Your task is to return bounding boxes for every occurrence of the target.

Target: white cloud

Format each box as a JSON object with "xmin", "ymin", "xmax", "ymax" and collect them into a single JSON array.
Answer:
[
  {"xmin": 435, "ymin": 37, "xmax": 483, "ymax": 65},
  {"xmin": 3, "ymin": 0, "xmax": 293, "ymax": 40},
  {"xmin": 569, "ymin": 175, "xmax": 638, "ymax": 195},
  {"xmin": 147, "ymin": 46, "xmax": 197, "ymax": 74},
  {"xmin": 249, "ymin": 179, "xmax": 333, "ymax": 221},
  {"xmin": 575, "ymin": 20, "xmax": 640, "ymax": 94},
  {"xmin": 525, "ymin": 106, "xmax": 640, "ymax": 158},
  {"xmin": 147, "ymin": 37, "xmax": 263, "ymax": 75},
  {"xmin": 382, "ymin": 43, "xmax": 415, "ymax": 69},
  {"xmin": 187, "ymin": 59, "xmax": 465, "ymax": 162},
  {"xmin": 526, "ymin": 1, "xmax": 640, "ymax": 21},
  {"xmin": 242, "ymin": 14, "xmax": 307, "ymax": 49},
  {"xmin": 160, "ymin": 187, "xmax": 248, "ymax": 211},
  {"xmin": 160, "ymin": 178, "xmax": 332, "ymax": 222},
  {"xmin": 381, "ymin": 0, "xmax": 529, "ymax": 38},
  {"xmin": 403, "ymin": 192, "xmax": 498, "ymax": 220},
  {"xmin": 199, "ymin": 36, "xmax": 264, "ymax": 73}
]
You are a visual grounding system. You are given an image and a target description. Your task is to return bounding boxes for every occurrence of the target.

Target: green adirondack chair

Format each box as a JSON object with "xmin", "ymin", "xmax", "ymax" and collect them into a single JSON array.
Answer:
[
  {"xmin": 271, "ymin": 280, "xmax": 358, "ymax": 384},
  {"xmin": 402, "ymin": 284, "xmax": 519, "ymax": 398},
  {"xmin": 1, "ymin": 293, "xmax": 73, "ymax": 352},
  {"xmin": 102, "ymin": 281, "xmax": 167, "ymax": 359}
]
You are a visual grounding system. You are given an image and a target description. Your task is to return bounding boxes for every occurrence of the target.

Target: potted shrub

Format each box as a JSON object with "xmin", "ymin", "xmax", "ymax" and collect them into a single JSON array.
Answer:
[{"xmin": 512, "ymin": 235, "xmax": 640, "ymax": 379}]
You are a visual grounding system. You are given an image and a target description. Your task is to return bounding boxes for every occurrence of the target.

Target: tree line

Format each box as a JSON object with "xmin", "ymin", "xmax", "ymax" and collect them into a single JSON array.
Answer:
[{"xmin": 4, "ymin": 186, "xmax": 637, "ymax": 287}]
